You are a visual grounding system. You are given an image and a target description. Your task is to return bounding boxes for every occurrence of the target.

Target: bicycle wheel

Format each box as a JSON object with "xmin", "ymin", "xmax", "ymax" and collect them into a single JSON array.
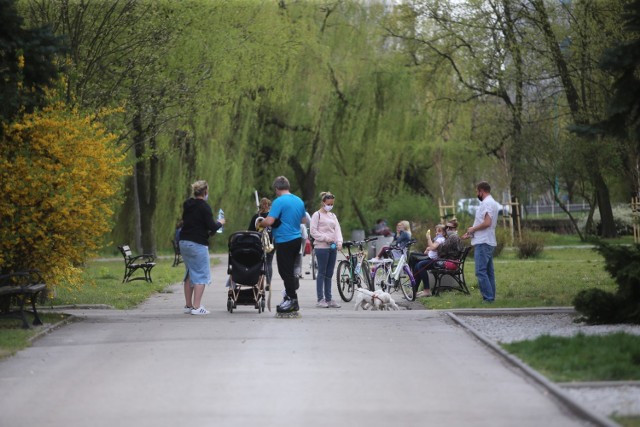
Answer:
[
  {"xmin": 311, "ymin": 248, "xmax": 317, "ymax": 280},
  {"xmin": 398, "ymin": 265, "xmax": 417, "ymax": 301},
  {"xmin": 336, "ymin": 260, "xmax": 355, "ymax": 302},
  {"xmin": 359, "ymin": 259, "xmax": 374, "ymax": 291},
  {"xmin": 372, "ymin": 264, "xmax": 389, "ymax": 292}
]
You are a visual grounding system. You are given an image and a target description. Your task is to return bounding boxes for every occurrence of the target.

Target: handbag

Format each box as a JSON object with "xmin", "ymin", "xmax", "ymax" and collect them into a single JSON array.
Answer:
[
  {"xmin": 261, "ymin": 229, "xmax": 274, "ymax": 253},
  {"xmin": 435, "ymin": 260, "xmax": 457, "ymax": 270}
]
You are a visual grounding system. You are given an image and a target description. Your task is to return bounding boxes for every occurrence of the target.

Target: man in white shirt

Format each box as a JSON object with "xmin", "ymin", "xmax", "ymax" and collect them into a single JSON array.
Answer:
[{"xmin": 462, "ymin": 181, "xmax": 501, "ymax": 303}]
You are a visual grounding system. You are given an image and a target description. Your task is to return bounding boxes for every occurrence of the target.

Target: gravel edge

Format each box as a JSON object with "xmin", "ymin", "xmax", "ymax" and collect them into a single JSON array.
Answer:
[{"xmin": 446, "ymin": 311, "xmax": 624, "ymax": 427}]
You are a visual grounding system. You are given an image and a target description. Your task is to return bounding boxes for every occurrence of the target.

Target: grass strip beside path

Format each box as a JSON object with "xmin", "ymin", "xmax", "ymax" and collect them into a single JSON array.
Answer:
[
  {"xmin": 420, "ymin": 247, "xmax": 616, "ymax": 309},
  {"xmin": 0, "ymin": 313, "xmax": 69, "ymax": 358},
  {"xmin": 502, "ymin": 332, "xmax": 640, "ymax": 382}
]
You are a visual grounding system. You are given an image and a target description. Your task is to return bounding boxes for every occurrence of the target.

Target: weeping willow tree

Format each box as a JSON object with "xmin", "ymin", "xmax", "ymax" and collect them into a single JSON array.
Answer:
[
  {"xmin": 248, "ymin": 1, "xmax": 447, "ymax": 230},
  {"xmin": 148, "ymin": 0, "xmax": 470, "ymax": 241},
  {"xmin": 21, "ymin": 0, "xmax": 540, "ymax": 251},
  {"xmin": 153, "ymin": 0, "xmax": 304, "ymax": 247}
]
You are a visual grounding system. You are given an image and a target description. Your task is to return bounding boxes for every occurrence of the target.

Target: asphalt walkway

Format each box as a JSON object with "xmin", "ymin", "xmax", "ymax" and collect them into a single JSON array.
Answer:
[{"xmin": 0, "ymin": 255, "xmax": 602, "ymax": 427}]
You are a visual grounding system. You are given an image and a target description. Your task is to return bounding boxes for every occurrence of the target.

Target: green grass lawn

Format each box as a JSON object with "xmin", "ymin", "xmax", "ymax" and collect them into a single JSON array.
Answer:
[
  {"xmin": 417, "ymin": 246, "xmax": 617, "ymax": 309},
  {"xmin": 503, "ymin": 332, "xmax": 640, "ymax": 427},
  {"xmin": 46, "ymin": 259, "xmax": 186, "ymax": 309},
  {"xmin": 614, "ymin": 417, "xmax": 640, "ymax": 427},
  {"xmin": 502, "ymin": 332, "xmax": 640, "ymax": 382}
]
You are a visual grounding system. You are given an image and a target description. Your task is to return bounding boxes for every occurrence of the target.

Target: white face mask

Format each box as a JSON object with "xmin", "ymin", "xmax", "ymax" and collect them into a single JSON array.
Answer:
[
  {"xmin": 323, "ymin": 204, "xmax": 333, "ymax": 212},
  {"xmin": 204, "ymin": 193, "xmax": 209, "ymax": 201}
]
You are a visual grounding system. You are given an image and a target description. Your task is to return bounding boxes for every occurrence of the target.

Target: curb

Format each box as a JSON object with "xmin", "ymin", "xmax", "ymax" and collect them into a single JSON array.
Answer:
[
  {"xmin": 39, "ymin": 304, "xmax": 114, "ymax": 310},
  {"xmin": 558, "ymin": 381, "xmax": 640, "ymax": 388},
  {"xmin": 27, "ymin": 314, "xmax": 80, "ymax": 343},
  {"xmin": 446, "ymin": 311, "xmax": 621, "ymax": 427},
  {"xmin": 397, "ymin": 299, "xmax": 427, "ymax": 310},
  {"xmin": 447, "ymin": 306, "xmax": 576, "ymax": 316}
]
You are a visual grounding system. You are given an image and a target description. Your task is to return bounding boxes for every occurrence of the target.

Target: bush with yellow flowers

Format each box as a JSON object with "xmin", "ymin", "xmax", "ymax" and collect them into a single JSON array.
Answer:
[{"xmin": 0, "ymin": 104, "xmax": 127, "ymax": 291}]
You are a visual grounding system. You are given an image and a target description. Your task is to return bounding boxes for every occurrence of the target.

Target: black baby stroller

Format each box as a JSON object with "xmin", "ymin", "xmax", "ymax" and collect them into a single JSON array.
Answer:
[{"xmin": 226, "ymin": 231, "xmax": 266, "ymax": 313}]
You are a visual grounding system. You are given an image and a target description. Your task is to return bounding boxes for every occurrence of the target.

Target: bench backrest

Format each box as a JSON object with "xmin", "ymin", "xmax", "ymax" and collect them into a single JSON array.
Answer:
[
  {"xmin": 455, "ymin": 246, "xmax": 472, "ymax": 271},
  {"xmin": 119, "ymin": 245, "xmax": 133, "ymax": 259},
  {"xmin": 460, "ymin": 246, "xmax": 472, "ymax": 263},
  {"xmin": 0, "ymin": 270, "xmax": 45, "ymax": 288}
]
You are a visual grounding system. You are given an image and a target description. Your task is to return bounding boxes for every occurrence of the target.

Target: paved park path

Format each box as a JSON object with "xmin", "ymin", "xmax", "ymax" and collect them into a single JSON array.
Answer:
[{"xmin": 0, "ymin": 255, "xmax": 598, "ymax": 427}]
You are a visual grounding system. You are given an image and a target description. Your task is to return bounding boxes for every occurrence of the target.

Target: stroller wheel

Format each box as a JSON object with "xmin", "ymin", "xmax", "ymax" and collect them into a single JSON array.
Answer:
[
  {"xmin": 227, "ymin": 298, "xmax": 233, "ymax": 313},
  {"xmin": 260, "ymin": 299, "xmax": 265, "ymax": 313}
]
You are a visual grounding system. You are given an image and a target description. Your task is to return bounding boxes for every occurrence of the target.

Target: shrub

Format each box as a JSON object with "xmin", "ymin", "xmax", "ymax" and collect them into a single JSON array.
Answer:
[
  {"xmin": 573, "ymin": 288, "xmax": 623, "ymax": 324},
  {"xmin": 0, "ymin": 104, "xmax": 127, "ymax": 290},
  {"xmin": 494, "ymin": 227, "xmax": 512, "ymax": 258},
  {"xmin": 521, "ymin": 218, "xmax": 575, "ymax": 234},
  {"xmin": 573, "ymin": 243, "xmax": 640, "ymax": 324},
  {"xmin": 578, "ymin": 204, "xmax": 635, "ymax": 236},
  {"xmin": 515, "ymin": 231, "xmax": 545, "ymax": 259}
]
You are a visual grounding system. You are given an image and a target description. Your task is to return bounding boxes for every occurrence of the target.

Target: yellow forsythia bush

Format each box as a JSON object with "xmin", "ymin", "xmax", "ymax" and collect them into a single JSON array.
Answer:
[{"xmin": 0, "ymin": 104, "xmax": 128, "ymax": 290}]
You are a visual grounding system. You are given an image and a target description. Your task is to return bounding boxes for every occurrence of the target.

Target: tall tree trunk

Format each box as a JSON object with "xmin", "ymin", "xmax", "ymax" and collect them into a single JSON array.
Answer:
[
  {"xmin": 593, "ymin": 169, "xmax": 617, "ymax": 237},
  {"xmin": 502, "ymin": 0, "xmax": 525, "ymax": 229},
  {"xmin": 138, "ymin": 133, "xmax": 158, "ymax": 255},
  {"xmin": 291, "ymin": 127, "xmax": 322, "ymax": 210},
  {"xmin": 530, "ymin": 0, "xmax": 617, "ymax": 237},
  {"xmin": 132, "ymin": 104, "xmax": 159, "ymax": 255}
]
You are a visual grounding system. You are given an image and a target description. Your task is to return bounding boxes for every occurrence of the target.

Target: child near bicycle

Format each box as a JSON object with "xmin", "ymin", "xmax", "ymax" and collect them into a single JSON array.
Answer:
[
  {"xmin": 369, "ymin": 220, "xmax": 412, "ymax": 262},
  {"xmin": 414, "ymin": 224, "xmax": 447, "ymax": 297}
]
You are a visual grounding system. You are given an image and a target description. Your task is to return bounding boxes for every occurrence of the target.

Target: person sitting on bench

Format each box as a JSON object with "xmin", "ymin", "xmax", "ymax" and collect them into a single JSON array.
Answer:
[
  {"xmin": 437, "ymin": 219, "xmax": 465, "ymax": 260},
  {"xmin": 415, "ymin": 224, "xmax": 446, "ymax": 298}
]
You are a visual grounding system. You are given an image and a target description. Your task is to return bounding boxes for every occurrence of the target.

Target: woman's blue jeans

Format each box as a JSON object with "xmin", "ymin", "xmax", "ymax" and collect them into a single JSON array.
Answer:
[
  {"xmin": 315, "ymin": 247, "xmax": 337, "ymax": 302},
  {"xmin": 413, "ymin": 258, "xmax": 436, "ymax": 290},
  {"xmin": 474, "ymin": 243, "xmax": 496, "ymax": 301}
]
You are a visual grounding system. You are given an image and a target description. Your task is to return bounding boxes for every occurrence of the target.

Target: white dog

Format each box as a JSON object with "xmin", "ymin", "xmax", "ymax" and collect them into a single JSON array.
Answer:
[
  {"xmin": 373, "ymin": 290, "xmax": 399, "ymax": 310},
  {"xmin": 354, "ymin": 288, "xmax": 375, "ymax": 310},
  {"xmin": 354, "ymin": 288, "xmax": 399, "ymax": 311}
]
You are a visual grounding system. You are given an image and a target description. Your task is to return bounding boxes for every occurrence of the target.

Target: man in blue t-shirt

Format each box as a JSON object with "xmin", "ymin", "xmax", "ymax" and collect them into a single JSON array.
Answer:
[{"xmin": 258, "ymin": 176, "xmax": 306, "ymax": 313}]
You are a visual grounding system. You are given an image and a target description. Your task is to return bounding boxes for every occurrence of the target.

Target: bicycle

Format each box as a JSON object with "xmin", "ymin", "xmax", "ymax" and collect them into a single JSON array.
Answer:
[
  {"xmin": 335, "ymin": 237, "xmax": 377, "ymax": 302},
  {"xmin": 370, "ymin": 239, "xmax": 417, "ymax": 301}
]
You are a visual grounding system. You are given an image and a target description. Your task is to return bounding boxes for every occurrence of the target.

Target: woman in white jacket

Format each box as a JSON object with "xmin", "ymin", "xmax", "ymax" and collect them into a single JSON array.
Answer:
[{"xmin": 310, "ymin": 191, "xmax": 343, "ymax": 308}]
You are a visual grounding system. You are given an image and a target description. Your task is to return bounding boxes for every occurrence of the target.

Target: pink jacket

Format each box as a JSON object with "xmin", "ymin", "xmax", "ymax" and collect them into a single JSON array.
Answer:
[{"xmin": 310, "ymin": 210, "xmax": 343, "ymax": 249}]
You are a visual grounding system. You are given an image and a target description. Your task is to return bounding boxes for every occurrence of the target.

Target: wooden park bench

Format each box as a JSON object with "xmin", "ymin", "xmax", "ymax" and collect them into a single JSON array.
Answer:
[
  {"xmin": 117, "ymin": 245, "xmax": 156, "ymax": 283},
  {"xmin": 172, "ymin": 239, "xmax": 183, "ymax": 267},
  {"xmin": 0, "ymin": 269, "xmax": 46, "ymax": 328},
  {"xmin": 431, "ymin": 246, "xmax": 472, "ymax": 296}
]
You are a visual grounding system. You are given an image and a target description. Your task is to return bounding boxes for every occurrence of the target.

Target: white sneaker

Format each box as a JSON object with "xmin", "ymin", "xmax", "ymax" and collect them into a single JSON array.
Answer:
[
  {"xmin": 327, "ymin": 300, "xmax": 341, "ymax": 308},
  {"xmin": 191, "ymin": 306, "xmax": 210, "ymax": 315},
  {"xmin": 316, "ymin": 299, "xmax": 329, "ymax": 308},
  {"xmin": 183, "ymin": 305, "xmax": 194, "ymax": 314}
]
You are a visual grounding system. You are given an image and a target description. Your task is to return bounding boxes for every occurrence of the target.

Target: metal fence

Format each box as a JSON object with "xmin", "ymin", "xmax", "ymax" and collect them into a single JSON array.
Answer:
[{"xmin": 522, "ymin": 202, "xmax": 590, "ymax": 217}]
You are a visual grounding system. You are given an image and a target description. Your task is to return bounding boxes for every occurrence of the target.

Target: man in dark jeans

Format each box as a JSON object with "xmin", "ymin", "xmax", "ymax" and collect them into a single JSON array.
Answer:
[
  {"xmin": 462, "ymin": 181, "xmax": 500, "ymax": 303},
  {"xmin": 258, "ymin": 176, "xmax": 306, "ymax": 313}
]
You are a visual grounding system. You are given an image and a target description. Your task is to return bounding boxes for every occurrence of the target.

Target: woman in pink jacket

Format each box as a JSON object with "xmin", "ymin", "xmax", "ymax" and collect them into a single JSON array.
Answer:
[{"xmin": 310, "ymin": 191, "xmax": 343, "ymax": 308}]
